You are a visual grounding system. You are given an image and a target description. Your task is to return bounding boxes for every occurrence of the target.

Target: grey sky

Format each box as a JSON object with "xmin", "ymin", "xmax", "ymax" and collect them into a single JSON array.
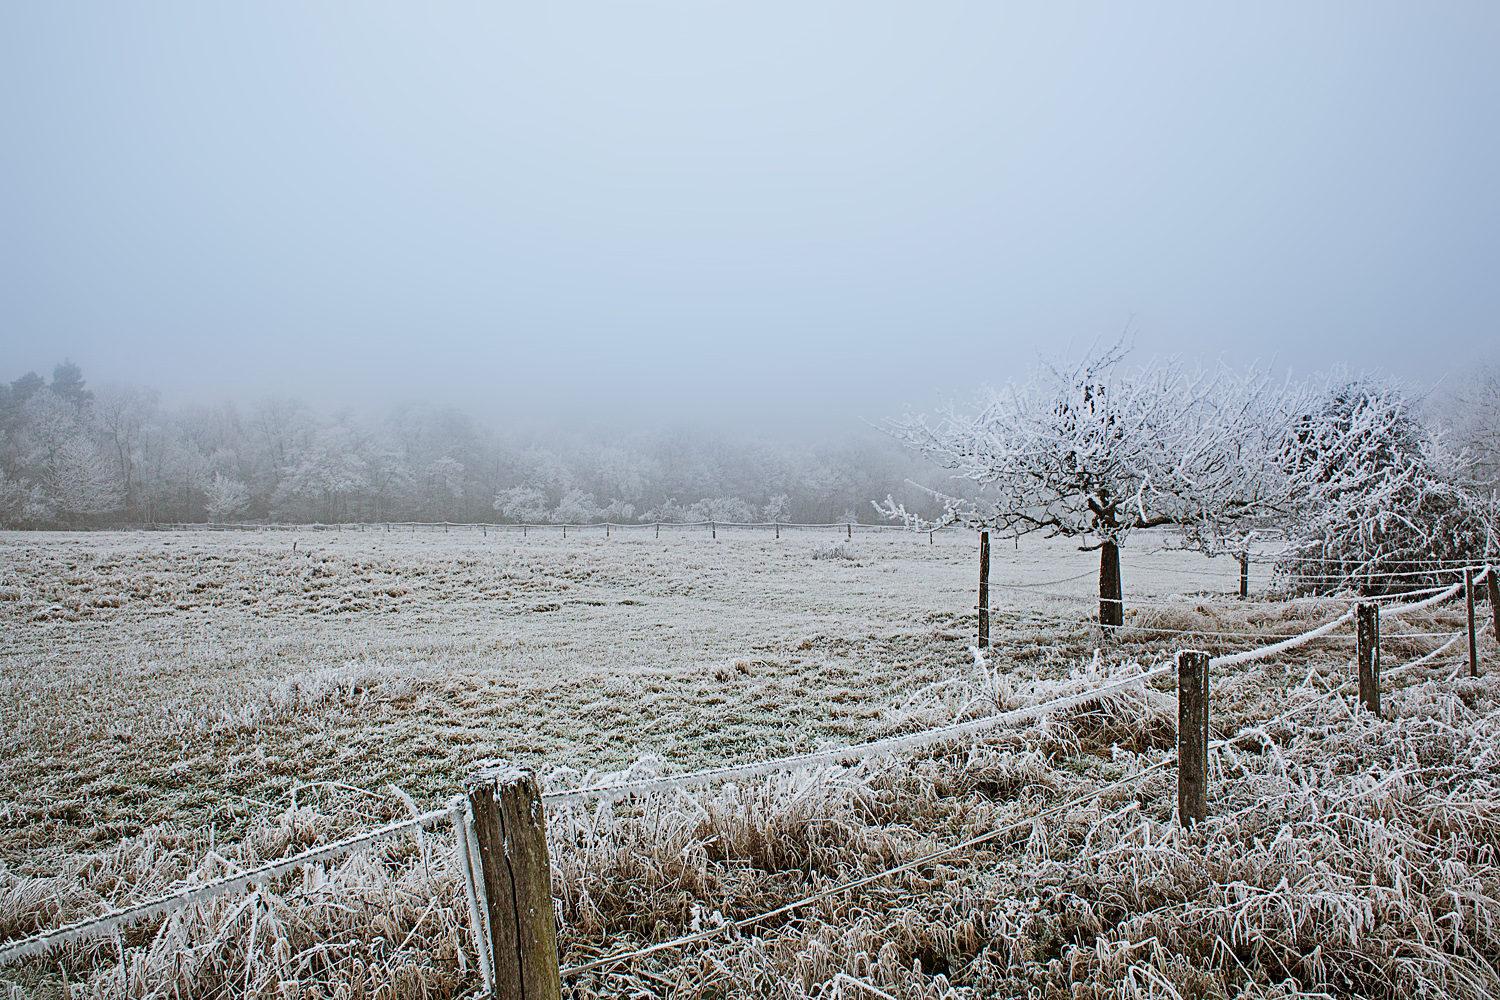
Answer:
[{"xmin": 2, "ymin": 3, "xmax": 1496, "ymax": 432}]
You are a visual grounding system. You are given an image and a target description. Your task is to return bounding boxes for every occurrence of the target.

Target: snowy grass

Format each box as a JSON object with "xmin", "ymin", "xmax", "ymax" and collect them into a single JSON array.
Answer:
[{"xmin": 0, "ymin": 528, "xmax": 1495, "ymax": 997}]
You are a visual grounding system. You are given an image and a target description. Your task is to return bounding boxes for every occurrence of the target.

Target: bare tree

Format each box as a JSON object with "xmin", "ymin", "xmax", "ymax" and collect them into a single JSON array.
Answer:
[
  {"xmin": 204, "ymin": 472, "xmax": 251, "ymax": 523},
  {"xmin": 50, "ymin": 437, "xmax": 124, "ymax": 521},
  {"xmin": 880, "ymin": 344, "xmax": 1295, "ymax": 625},
  {"xmin": 1443, "ymin": 354, "xmax": 1500, "ymax": 489},
  {"xmin": 94, "ymin": 383, "xmax": 158, "ymax": 517}
]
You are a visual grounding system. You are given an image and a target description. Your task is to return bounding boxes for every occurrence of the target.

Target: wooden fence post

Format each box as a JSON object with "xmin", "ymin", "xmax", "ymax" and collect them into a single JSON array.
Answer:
[
  {"xmin": 1177, "ymin": 649, "xmax": 1209, "ymax": 827},
  {"xmin": 563, "ymin": 524, "xmax": 566, "ymax": 539},
  {"xmin": 466, "ymin": 764, "xmax": 561, "ymax": 1000},
  {"xmin": 977, "ymin": 531, "xmax": 991, "ymax": 648},
  {"xmin": 1357, "ymin": 602, "xmax": 1380, "ymax": 715},
  {"xmin": 655, "ymin": 522, "xmax": 660, "ymax": 539},
  {"xmin": 606, "ymin": 522, "xmax": 609, "ymax": 538},
  {"xmin": 1468, "ymin": 568, "xmax": 1479, "ymax": 677},
  {"xmin": 775, "ymin": 521, "xmax": 779, "ymax": 539},
  {"xmin": 1488, "ymin": 565, "xmax": 1500, "ymax": 644},
  {"xmin": 1238, "ymin": 552, "xmax": 1249, "ymax": 600},
  {"xmin": 929, "ymin": 530, "xmax": 933, "ymax": 545},
  {"xmin": 712, "ymin": 520, "xmax": 716, "ymax": 539},
  {"xmin": 847, "ymin": 522, "xmax": 852, "ymax": 540}
]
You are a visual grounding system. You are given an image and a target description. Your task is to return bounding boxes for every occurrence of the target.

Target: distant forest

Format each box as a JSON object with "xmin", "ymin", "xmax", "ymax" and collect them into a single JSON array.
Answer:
[{"xmin": 0, "ymin": 361, "xmax": 949, "ymax": 527}]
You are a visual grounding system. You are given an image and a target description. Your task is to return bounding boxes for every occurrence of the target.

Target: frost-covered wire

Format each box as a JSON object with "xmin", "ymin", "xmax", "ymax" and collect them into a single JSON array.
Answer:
[
  {"xmin": 560, "ymin": 758, "xmax": 1175, "ymax": 978},
  {"xmin": 544, "ymin": 668, "xmax": 1172, "ymax": 807},
  {"xmin": 1385, "ymin": 632, "xmax": 1467, "ymax": 677},
  {"xmin": 1208, "ymin": 608, "xmax": 1357, "ymax": 670},
  {"xmin": 0, "ymin": 807, "xmax": 451, "ymax": 968}
]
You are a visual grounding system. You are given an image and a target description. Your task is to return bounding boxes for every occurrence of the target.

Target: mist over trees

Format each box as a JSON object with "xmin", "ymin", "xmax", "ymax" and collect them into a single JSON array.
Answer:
[{"xmin": 0, "ymin": 361, "xmax": 946, "ymax": 528}]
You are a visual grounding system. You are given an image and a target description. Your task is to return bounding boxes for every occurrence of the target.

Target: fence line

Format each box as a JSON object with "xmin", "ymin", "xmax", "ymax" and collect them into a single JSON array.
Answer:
[
  {"xmin": 1, "ymin": 564, "xmax": 1489, "ymax": 980},
  {"xmin": 560, "ymin": 758, "xmax": 1176, "ymax": 977},
  {"xmin": 543, "ymin": 668, "xmax": 1172, "ymax": 807},
  {"xmin": 562, "ymin": 675, "xmax": 1386, "ymax": 977},
  {"xmin": 96, "ymin": 520, "xmax": 968, "ymax": 533},
  {"xmin": 0, "ymin": 807, "xmax": 450, "ymax": 969}
]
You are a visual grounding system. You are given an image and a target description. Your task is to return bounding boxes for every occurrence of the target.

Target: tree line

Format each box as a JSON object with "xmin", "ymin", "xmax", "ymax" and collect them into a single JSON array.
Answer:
[{"xmin": 0, "ymin": 361, "xmax": 946, "ymax": 528}]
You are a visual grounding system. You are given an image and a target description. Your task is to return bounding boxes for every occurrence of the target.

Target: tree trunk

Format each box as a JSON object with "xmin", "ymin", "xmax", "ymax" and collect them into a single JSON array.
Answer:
[{"xmin": 1099, "ymin": 540, "xmax": 1123, "ymax": 628}]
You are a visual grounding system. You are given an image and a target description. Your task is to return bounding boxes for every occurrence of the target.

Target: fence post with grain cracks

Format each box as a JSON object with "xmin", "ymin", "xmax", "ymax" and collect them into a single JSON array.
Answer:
[
  {"xmin": 1488, "ymin": 565, "xmax": 1500, "ymax": 645},
  {"xmin": 1467, "ymin": 568, "xmax": 1479, "ymax": 677},
  {"xmin": 466, "ymin": 764, "xmax": 561, "ymax": 1000},
  {"xmin": 1357, "ymin": 602, "xmax": 1380, "ymax": 716},
  {"xmin": 978, "ymin": 530, "xmax": 990, "ymax": 649},
  {"xmin": 1177, "ymin": 650, "xmax": 1209, "ymax": 827}
]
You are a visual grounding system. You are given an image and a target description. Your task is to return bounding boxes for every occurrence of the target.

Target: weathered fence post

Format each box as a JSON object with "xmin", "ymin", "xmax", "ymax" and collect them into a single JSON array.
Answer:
[
  {"xmin": 1488, "ymin": 565, "xmax": 1500, "ymax": 644},
  {"xmin": 563, "ymin": 524, "xmax": 566, "ymax": 539},
  {"xmin": 929, "ymin": 530, "xmax": 933, "ymax": 545},
  {"xmin": 1099, "ymin": 540, "xmax": 1124, "ymax": 629},
  {"xmin": 1357, "ymin": 602, "xmax": 1380, "ymax": 715},
  {"xmin": 1238, "ymin": 552, "xmax": 1249, "ymax": 600},
  {"xmin": 712, "ymin": 520, "xmax": 716, "ymax": 539},
  {"xmin": 606, "ymin": 521, "xmax": 609, "ymax": 539},
  {"xmin": 466, "ymin": 764, "xmax": 561, "ymax": 1000},
  {"xmin": 775, "ymin": 521, "xmax": 779, "ymax": 539},
  {"xmin": 1468, "ymin": 568, "xmax": 1479, "ymax": 677},
  {"xmin": 1177, "ymin": 649, "xmax": 1209, "ymax": 827},
  {"xmin": 847, "ymin": 522, "xmax": 852, "ymax": 540},
  {"xmin": 978, "ymin": 530, "xmax": 990, "ymax": 649},
  {"xmin": 655, "ymin": 521, "xmax": 660, "ymax": 539}
]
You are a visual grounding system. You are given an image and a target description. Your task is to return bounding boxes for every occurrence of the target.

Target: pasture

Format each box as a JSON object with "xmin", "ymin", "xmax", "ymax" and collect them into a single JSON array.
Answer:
[{"xmin": 1, "ymin": 527, "xmax": 1495, "ymax": 999}]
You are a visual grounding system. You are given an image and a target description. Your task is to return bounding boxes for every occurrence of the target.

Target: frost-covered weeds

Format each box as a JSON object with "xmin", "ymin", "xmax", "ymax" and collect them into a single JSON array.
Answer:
[
  {"xmin": 812, "ymin": 541, "xmax": 859, "ymax": 562},
  {"xmin": 9, "ymin": 639, "xmax": 1500, "ymax": 999},
  {"xmin": 4, "ymin": 530, "xmax": 1499, "ymax": 998}
]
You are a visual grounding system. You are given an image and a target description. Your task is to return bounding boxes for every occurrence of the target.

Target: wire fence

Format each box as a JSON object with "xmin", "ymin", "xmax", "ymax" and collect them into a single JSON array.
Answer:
[
  {"xmin": 92, "ymin": 519, "xmax": 967, "ymax": 533},
  {"xmin": 1, "ymin": 563, "xmax": 1493, "ymax": 985}
]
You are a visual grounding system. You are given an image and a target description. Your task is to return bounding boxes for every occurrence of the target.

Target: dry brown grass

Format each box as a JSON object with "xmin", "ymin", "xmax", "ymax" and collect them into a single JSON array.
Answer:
[{"xmin": 3, "ymin": 530, "xmax": 1499, "ymax": 998}]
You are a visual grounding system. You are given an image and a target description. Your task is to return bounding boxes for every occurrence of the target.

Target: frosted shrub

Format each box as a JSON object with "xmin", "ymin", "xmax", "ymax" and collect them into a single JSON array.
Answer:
[
  {"xmin": 1275, "ymin": 374, "xmax": 1497, "ymax": 595},
  {"xmin": 812, "ymin": 541, "xmax": 857, "ymax": 561}
]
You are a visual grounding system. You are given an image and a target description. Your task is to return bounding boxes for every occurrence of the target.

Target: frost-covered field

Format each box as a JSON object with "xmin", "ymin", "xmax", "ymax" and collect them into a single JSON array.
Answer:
[
  {"xmin": 4, "ymin": 527, "xmax": 1497, "ymax": 999},
  {"xmin": 0, "ymin": 525, "xmax": 1245, "ymax": 861}
]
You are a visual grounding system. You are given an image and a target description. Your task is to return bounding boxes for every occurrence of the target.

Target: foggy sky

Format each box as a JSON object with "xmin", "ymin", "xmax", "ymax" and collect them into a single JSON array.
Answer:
[{"xmin": 2, "ymin": 3, "xmax": 1497, "ymax": 433}]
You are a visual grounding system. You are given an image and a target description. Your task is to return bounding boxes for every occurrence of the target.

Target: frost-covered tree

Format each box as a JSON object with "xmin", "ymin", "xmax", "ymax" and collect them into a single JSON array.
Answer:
[
  {"xmin": 275, "ymin": 427, "xmax": 366, "ymax": 522},
  {"xmin": 687, "ymin": 496, "xmax": 757, "ymax": 523},
  {"xmin": 204, "ymin": 472, "xmax": 251, "ymax": 522},
  {"xmin": 0, "ymin": 469, "xmax": 49, "ymax": 527},
  {"xmin": 1443, "ymin": 354, "xmax": 1500, "ymax": 489},
  {"xmin": 94, "ymin": 383, "xmax": 158, "ymax": 518},
  {"xmin": 640, "ymin": 498, "xmax": 690, "ymax": 523},
  {"xmin": 1275, "ymin": 374, "xmax": 1497, "ymax": 595},
  {"xmin": 50, "ymin": 437, "xmax": 124, "ymax": 520},
  {"xmin": 551, "ymin": 488, "xmax": 601, "ymax": 523},
  {"xmin": 494, "ymin": 484, "xmax": 551, "ymax": 523},
  {"xmin": 881, "ymin": 344, "xmax": 1295, "ymax": 625}
]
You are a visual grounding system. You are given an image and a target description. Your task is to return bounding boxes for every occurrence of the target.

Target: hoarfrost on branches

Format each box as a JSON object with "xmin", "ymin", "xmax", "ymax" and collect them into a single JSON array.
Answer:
[
  {"xmin": 878, "ymin": 342, "xmax": 1299, "ymax": 623},
  {"xmin": 1274, "ymin": 373, "xmax": 1498, "ymax": 595},
  {"xmin": 203, "ymin": 472, "xmax": 251, "ymax": 523}
]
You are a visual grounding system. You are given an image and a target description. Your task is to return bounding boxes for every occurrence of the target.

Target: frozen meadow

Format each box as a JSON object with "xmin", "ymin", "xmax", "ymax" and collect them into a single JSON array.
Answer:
[{"xmin": 2, "ymin": 527, "xmax": 1496, "ymax": 999}]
